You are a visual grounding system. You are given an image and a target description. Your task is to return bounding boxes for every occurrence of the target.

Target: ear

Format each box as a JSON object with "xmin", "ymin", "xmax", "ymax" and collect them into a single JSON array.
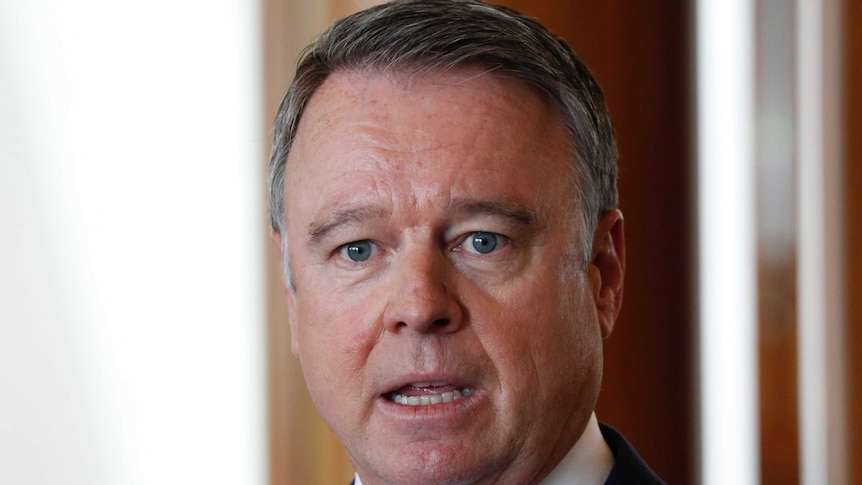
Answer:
[
  {"xmin": 271, "ymin": 229, "xmax": 301, "ymax": 357},
  {"xmin": 588, "ymin": 209, "xmax": 625, "ymax": 339},
  {"xmin": 270, "ymin": 229, "xmax": 284, "ymax": 259}
]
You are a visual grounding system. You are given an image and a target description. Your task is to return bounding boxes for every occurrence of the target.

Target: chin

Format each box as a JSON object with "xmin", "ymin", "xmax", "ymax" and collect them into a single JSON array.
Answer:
[{"xmin": 354, "ymin": 441, "xmax": 508, "ymax": 485}]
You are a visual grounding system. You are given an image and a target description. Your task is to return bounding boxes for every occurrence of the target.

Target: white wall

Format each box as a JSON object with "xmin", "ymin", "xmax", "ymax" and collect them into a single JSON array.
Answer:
[{"xmin": 0, "ymin": 1, "xmax": 265, "ymax": 484}]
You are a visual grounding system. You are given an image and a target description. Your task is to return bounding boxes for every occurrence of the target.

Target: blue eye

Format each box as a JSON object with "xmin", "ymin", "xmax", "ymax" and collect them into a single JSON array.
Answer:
[
  {"xmin": 343, "ymin": 240, "xmax": 373, "ymax": 262},
  {"xmin": 468, "ymin": 232, "xmax": 498, "ymax": 254}
]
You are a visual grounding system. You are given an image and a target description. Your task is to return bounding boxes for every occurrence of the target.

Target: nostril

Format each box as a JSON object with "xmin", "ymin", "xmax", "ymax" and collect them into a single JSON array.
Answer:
[{"xmin": 432, "ymin": 318, "xmax": 450, "ymax": 327}]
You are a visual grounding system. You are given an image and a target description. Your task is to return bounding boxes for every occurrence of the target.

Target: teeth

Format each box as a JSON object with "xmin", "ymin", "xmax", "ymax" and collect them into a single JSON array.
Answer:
[{"xmin": 390, "ymin": 388, "xmax": 473, "ymax": 406}]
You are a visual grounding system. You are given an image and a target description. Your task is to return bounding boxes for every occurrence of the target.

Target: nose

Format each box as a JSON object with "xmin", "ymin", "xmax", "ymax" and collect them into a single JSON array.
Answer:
[{"xmin": 382, "ymin": 245, "xmax": 464, "ymax": 335}]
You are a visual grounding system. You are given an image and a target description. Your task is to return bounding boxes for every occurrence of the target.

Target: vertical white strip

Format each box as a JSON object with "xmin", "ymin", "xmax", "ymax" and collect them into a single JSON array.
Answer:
[
  {"xmin": 0, "ymin": 1, "xmax": 265, "ymax": 484},
  {"xmin": 796, "ymin": 0, "xmax": 847, "ymax": 483},
  {"xmin": 696, "ymin": 0, "xmax": 760, "ymax": 483}
]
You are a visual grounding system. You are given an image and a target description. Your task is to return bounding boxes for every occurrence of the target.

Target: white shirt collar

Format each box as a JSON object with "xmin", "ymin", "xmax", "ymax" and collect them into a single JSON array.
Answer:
[
  {"xmin": 354, "ymin": 412, "xmax": 613, "ymax": 485},
  {"xmin": 539, "ymin": 412, "xmax": 613, "ymax": 485}
]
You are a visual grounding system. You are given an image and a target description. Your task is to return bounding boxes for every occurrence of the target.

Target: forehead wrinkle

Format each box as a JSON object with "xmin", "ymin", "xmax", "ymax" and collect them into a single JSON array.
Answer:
[{"xmin": 307, "ymin": 205, "xmax": 391, "ymax": 245}]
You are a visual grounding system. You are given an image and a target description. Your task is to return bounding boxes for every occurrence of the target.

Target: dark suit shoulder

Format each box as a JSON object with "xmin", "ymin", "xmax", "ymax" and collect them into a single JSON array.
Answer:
[{"xmin": 600, "ymin": 423, "xmax": 666, "ymax": 484}]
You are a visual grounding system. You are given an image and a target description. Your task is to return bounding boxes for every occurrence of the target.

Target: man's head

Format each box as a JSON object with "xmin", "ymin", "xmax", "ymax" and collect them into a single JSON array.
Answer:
[
  {"xmin": 269, "ymin": 1, "xmax": 625, "ymax": 483},
  {"xmin": 269, "ymin": 0, "xmax": 618, "ymax": 278}
]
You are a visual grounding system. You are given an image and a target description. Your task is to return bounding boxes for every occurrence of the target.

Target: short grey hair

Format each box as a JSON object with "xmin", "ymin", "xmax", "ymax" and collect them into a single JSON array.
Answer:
[{"xmin": 268, "ymin": 0, "xmax": 618, "ymax": 278}]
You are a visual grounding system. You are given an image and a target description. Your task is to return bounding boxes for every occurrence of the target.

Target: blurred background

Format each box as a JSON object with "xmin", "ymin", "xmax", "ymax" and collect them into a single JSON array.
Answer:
[{"xmin": 1, "ymin": 0, "xmax": 858, "ymax": 484}]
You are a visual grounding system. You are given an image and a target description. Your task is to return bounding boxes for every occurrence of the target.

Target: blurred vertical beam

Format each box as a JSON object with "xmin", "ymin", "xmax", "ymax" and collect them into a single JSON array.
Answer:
[
  {"xmin": 754, "ymin": 0, "xmax": 800, "ymax": 482},
  {"xmin": 796, "ymin": 0, "xmax": 848, "ymax": 483},
  {"xmin": 844, "ymin": 1, "xmax": 862, "ymax": 482},
  {"xmin": 695, "ymin": 0, "xmax": 760, "ymax": 483}
]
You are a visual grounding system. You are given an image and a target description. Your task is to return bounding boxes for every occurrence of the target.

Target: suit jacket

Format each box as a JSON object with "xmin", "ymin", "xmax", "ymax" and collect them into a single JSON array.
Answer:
[
  {"xmin": 600, "ymin": 423, "xmax": 666, "ymax": 484},
  {"xmin": 349, "ymin": 423, "xmax": 665, "ymax": 484}
]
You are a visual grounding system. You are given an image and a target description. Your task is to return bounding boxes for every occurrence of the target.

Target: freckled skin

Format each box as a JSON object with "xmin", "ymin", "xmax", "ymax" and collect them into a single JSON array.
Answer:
[{"xmin": 278, "ymin": 68, "xmax": 623, "ymax": 485}]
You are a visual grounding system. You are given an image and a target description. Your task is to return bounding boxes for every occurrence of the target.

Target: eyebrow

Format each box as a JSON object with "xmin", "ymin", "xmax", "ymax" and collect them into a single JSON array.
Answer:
[
  {"xmin": 449, "ymin": 198, "xmax": 540, "ymax": 226},
  {"xmin": 307, "ymin": 205, "xmax": 390, "ymax": 245}
]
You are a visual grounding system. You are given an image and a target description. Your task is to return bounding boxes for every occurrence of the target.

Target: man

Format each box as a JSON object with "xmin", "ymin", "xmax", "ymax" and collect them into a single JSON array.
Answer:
[{"xmin": 268, "ymin": 1, "xmax": 664, "ymax": 483}]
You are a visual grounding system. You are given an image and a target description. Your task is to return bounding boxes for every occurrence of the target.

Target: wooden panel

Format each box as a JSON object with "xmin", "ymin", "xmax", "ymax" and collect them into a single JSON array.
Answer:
[
  {"xmin": 844, "ymin": 0, "xmax": 862, "ymax": 481},
  {"xmin": 757, "ymin": 258, "xmax": 800, "ymax": 484},
  {"xmin": 493, "ymin": 2, "xmax": 694, "ymax": 484}
]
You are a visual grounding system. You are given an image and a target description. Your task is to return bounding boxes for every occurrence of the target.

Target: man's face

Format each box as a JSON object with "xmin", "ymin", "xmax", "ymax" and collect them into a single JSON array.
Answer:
[{"xmin": 280, "ymin": 68, "xmax": 621, "ymax": 484}]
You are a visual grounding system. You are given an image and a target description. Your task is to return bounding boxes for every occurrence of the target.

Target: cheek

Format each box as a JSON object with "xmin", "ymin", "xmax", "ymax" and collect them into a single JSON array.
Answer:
[
  {"xmin": 292, "ymin": 288, "xmax": 381, "ymax": 384},
  {"xmin": 291, "ymin": 294, "xmax": 385, "ymax": 434},
  {"xmin": 480, "ymin": 271, "xmax": 600, "ymax": 390}
]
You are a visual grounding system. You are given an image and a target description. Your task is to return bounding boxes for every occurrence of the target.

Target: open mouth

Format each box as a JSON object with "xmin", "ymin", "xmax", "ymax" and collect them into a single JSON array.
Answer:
[{"xmin": 386, "ymin": 381, "xmax": 474, "ymax": 406}]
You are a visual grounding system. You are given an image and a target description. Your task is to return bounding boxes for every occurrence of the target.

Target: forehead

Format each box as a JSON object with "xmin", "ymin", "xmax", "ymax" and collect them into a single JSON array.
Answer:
[{"xmin": 283, "ymin": 67, "xmax": 574, "ymax": 218}]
